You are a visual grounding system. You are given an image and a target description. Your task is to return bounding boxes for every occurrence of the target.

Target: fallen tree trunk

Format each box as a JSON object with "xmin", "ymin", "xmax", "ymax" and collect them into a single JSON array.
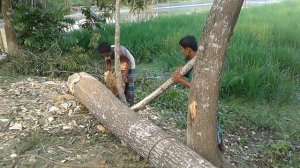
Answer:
[
  {"xmin": 130, "ymin": 57, "xmax": 196, "ymax": 111},
  {"xmin": 68, "ymin": 72, "xmax": 215, "ymax": 168}
]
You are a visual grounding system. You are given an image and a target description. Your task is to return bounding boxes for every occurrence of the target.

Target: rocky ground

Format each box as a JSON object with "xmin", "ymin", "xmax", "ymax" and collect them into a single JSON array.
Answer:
[{"xmin": 0, "ymin": 75, "xmax": 296, "ymax": 167}]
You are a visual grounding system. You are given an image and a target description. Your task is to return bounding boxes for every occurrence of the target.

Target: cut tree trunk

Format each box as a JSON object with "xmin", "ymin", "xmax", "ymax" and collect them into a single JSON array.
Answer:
[
  {"xmin": 67, "ymin": 72, "xmax": 215, "ymax": 168},
  {"xmin": 131, "ymin": 57, "xmax": 196, "ymax": 111}
]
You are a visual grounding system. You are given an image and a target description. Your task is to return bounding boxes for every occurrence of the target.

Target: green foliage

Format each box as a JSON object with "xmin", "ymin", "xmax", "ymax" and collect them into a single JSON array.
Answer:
[
  {"xmin": 9, "ymin": 44, "xmax": 95, "ymax": 77},
  {"xmin": 13, "ymin": 4, "xmax": 74, "ymax": 51},
  {"xmin": 127, "ymin": 0, "xmax": 149, "ymax": 14},
  {"xmin": 154, "ymin": 87, "xmax": 189, "ymax": 128},
  {"xmin": 259, "ymin": 140, "xmax": 294, "ymax": 167},
  {"xmin": 217, "ymin": 99, "xmax": 300, "ymax": 167},
  {"xmin": 222, "ymin": 99, "xmax": 300, "ymax": 141},
  {"xmin": 9, "ymin": 0, "xmax": 300, "ymax": 104},
  {"xmin": 59, "ymin": 29, "xmax": 95, "ymax": 51},
  {"xmin": 17, "ymin": 133, "xmax": 45, "ymax": 155},
  {"xmin": 12, "ymin": 0, "xmax": 69, "ymax": 9},
  {"xmin": 80, "ymin": 7, "xmax": 106, "ymax": 30},
  {"xmin": 97, "ymin": 1, "xmax": 299, "ymax": 103},
  {"xmin": 220, "ymin": 1, "xmax": 300, "ymax": 103},
  {"xmin": 99, "ymin": 14, "xmax": 205, "ymax": 64},
  {"xmin": 96, "ymin": 0, "xmax": 115, "ymax": 18}
]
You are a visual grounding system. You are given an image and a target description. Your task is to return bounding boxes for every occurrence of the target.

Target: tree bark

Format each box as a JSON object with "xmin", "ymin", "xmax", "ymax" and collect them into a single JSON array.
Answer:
[
  {"xmin": 2, "ymin": 0, "xmax": 19, "ymax": 56},
  {"xmin": 114, "ymin": 0, "xmax": 127, "ymax": 104},
  {"xmin": 31, "ymin": 0, "xmax": 36, "ymax": 8},
  {"xmin": 187, "ymin": 0, "xmax": 244, "ymax": 167},
  {"xmin": 67, "ymin": 72, "xmax": 216, "ymax": 168},
  {"xmin": 131, "ymin": 57, "xmax": 196, "ymax": 111}
]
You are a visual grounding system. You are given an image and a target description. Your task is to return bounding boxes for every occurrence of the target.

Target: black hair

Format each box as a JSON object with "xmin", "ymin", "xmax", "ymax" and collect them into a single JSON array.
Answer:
[
  {"xmin": 179, "ymin": 35, "xmax": 198, "ymax": 51},
  {"xmin": 98, "ymin": 42, "xmax": 112, "ymax": 53}
]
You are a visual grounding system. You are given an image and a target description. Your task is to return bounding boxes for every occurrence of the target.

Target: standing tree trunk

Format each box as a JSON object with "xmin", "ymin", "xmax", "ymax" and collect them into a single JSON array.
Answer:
[
  {"xmin": 187, "ymin": 0, "xmax": 244, "ymax": 167},
  {"xmin": 2, "ymin": 0, "xmax": 19, "ymax": 56},
  {"xmin": 31, "ymin": 0, "xmax": 36, "ymax": 8},
  {"xmin": 114, "ymin": 0, "xmax": 127, "ymax": 104}
]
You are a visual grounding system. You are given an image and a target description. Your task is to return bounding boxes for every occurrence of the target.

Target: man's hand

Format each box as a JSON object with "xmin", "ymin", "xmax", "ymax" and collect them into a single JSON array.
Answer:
[
  {"xmin": 172, "ymin": 68, "xmax": 183, "ymax": 83},
  {"xmin": 104, "ymin": 71, "xmax": 110, "ymax": 82},
  {"xmin": 172, "ymin": 67, "xmax": 191, "ymax": 88},
  {"xmin": 122, "ymin": 76, "xmax": 128, "ymax": 85},
  {"xmin": 122, "ymin": 71, "xmax": 128, "ymax": 84}
]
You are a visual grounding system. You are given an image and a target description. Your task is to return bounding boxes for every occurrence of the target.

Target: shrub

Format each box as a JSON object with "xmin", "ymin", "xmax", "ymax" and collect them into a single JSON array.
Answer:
[{"xmin": 13, "ymin": 4, "xmax": 74, "ymax": 51}]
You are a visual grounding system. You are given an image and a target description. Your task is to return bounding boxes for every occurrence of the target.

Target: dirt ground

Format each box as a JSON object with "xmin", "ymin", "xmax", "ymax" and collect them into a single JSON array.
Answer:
[
  {"xmin": 0, "ymin": 75, "xmax": 293, "ymax": 168},
  {"xmin": 0, "ymin": 76, "xmax": 152, "ymax": 168}
]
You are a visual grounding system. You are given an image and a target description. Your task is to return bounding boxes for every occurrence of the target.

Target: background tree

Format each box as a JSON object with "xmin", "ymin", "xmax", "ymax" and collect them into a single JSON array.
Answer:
[
  {"xmin": 114, "ymin": 0, "xmax": 127, "ymax": 104},
  {"xmin": 1, "ymin": 0, "xmax": 19, "ymax": 55},
  {"xmin": 187, "ymin": 0, "xmax": 244, "ymax": 167}
]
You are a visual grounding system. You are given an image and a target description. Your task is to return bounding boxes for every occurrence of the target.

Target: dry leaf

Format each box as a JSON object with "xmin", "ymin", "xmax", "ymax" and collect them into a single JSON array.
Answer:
[
  {"xmin": 9, "ymin": 123, "xmax": 23, "ymax": 130},
  {"xmin": 47, "ymin": 116, "xmax": 55, "ymax": 123},
  {"xmin": 48, "ymin": 106, "xmax": 59, "ymax": 113},
  {"xmin": 54, "ymin": 94, "xmax": 76, "ymax": 102},
  {"xmin": 96, "ymin": 124, "xmax": 106, "ymax": 133},
  {"xmin": 10, "ymin": 153, "xmax": 18, "ymax": 158},
  {"xmin": 60, "ymin": 102, "xmax": 69, "ymax": 110},
  {"xmin": 68, "ymin": 109, "xmax": 74, "ymax": 117},
  {"xmin": 0, "ymin": 118, "xmax": 9, "ymax": 122}
]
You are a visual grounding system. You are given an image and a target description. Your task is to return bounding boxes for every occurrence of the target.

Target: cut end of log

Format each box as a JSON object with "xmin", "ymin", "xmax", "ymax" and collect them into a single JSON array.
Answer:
[
  {"xmin": 79, "ymin": 72, "xmax": 97, "ymax": 80},
  {"xmin": 68, "ymin": 73, "xmax": 81, "ymax": 94},
  {"xmin": 67, "ymin": 72, "xmax": 98, "ymax": 94}
]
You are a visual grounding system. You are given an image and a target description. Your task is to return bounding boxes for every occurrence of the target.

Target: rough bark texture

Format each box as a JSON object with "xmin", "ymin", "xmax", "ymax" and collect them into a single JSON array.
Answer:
[
  {"xmin": 131, "ymin": 57, "xmax": 196, "ymax": 111},
  {"xmin": 114, "ymin": 0, "xmax": 127, "ymax": 104},
  {"xmin": 68, "ymin": 72, "xmax": 216, "ymax": 168},
  {"xmin": 2, "ymin": 0, "xmax": 19, "ymax": 56},
  {"xmin": 187, "ymin": 0, "xmax": 244, "ymax": 167}
]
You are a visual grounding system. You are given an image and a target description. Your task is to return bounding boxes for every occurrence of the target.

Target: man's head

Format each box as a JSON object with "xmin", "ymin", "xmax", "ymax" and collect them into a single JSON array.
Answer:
[
  {"xmin": 179, "ymin": 35, "xmax": 198, "ymax": 59},
  {"xmin": 98, "ymin": 42, "xmax": 112, "ymax": 58}
]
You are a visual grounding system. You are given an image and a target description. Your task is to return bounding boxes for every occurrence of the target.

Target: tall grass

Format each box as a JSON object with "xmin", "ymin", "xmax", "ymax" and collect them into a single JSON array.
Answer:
[
  {"xmin": 96, "ymin": 0, "xmax": 300, "ymax": 103},
  {"xmin": 222, "ymin": 0, "xmax": 300, "ymax": 102},
  {"xmin": 99, "ymin": 14, "xmax": 207, "ymax": 64}
]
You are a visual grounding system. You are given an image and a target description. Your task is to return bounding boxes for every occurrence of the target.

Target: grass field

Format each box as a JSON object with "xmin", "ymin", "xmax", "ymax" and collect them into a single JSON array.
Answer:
[{"xmin": 98, "ymin": 0, "xmax": 300, "ymax": 103}]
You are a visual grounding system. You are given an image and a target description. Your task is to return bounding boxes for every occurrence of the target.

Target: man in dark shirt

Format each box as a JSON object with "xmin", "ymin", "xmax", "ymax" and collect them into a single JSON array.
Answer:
[{"xmin": 172, "ymin": 35, "xmax": 225, "ymax": 153}]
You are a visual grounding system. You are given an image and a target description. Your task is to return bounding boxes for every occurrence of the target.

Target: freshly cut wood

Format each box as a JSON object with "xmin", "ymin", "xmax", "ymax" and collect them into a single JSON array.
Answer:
[
  {"xmin": 67, "ymin": 72, "xmax": 215, "ymax": 168},
  {"xmin": 131, "ymin": 57, "xmax": 196, "ymax": 111}
]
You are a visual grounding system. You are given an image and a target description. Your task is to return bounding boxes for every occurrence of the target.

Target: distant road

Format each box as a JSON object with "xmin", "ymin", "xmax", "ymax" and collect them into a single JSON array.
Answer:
[
  {"xmin": 153, "ymin": 0, "xmax": 281, "ymax": 10},
  {"xmin": 0, "ymin": 0, "xmax": 283, "ymax": 28},
  {"xmin": 65, "ymin": 0, "xmax": 283, "ymax": 21}
]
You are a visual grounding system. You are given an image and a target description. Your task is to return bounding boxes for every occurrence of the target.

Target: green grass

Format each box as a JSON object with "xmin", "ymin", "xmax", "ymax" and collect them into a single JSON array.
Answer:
[
  {"xmin": 94, "ymin": 0, "xmax": 300, "ymax": 103},
  {"xmin": 222, "ymin": 0, "xmax": 300, "ymax": 102},
  {"xmin": 218, "ymin": 98, "xmax": 300, "ymax": 167},
  {"xmin": 221, "ymin": 99, "xmax": 300, "ymax": 140},
  {"xmin": 98, "ymin": 14, "xmax": 206, "ymax": 63}
]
